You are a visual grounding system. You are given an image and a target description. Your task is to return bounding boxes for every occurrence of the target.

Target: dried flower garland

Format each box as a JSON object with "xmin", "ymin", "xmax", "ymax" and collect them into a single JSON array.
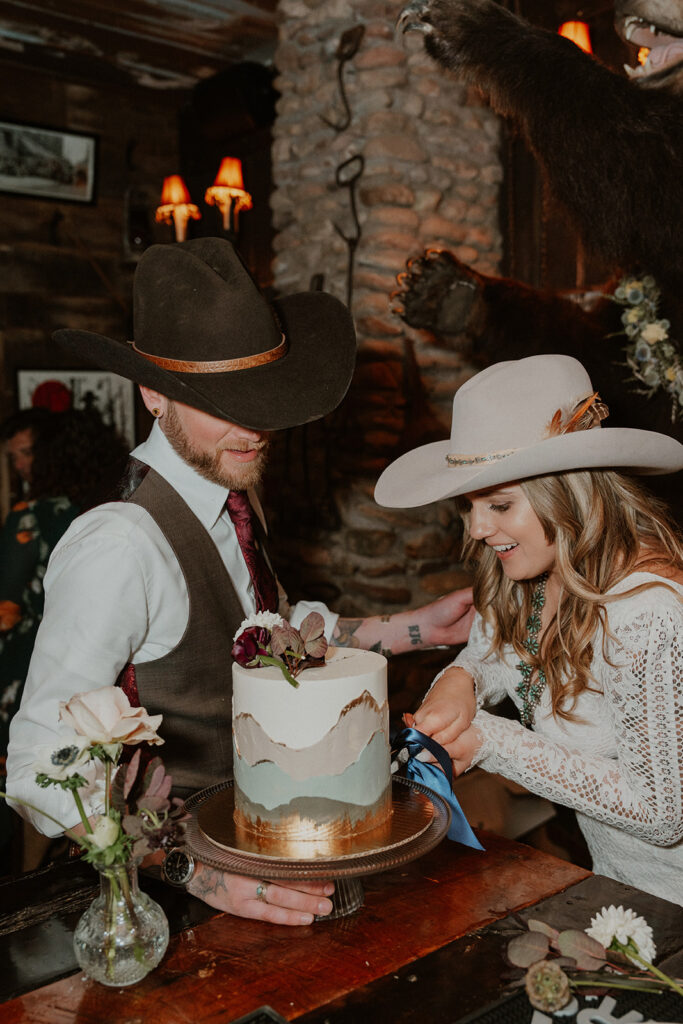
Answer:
[{"xmin": 610, "ymin": 275, "xmax": 682, "ymax": 422}]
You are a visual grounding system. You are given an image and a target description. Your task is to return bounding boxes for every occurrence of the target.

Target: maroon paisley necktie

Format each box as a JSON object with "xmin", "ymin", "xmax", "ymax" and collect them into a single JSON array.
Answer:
[{"xmin": 225, "ymin": 490, "xmax": 279, "ymax": 613}]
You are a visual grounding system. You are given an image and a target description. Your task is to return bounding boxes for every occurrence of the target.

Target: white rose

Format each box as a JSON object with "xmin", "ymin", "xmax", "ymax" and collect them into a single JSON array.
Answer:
[
  {"xmin": 59, "ymin": 687, "xmax": 164, "ymax": 747},
  {"xmin": 90, "ymin": 814, "xmax": 121, "ymax": 850}
]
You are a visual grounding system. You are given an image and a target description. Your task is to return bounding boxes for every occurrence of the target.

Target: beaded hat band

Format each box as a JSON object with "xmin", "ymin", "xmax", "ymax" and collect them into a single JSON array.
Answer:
[
  {"xmin": 446, "ymin": 449, "xmax": 516, "ymax": 467},
  {"xmin": 445, "ymin": 392, "xmax": 608, "ymax": 468}
]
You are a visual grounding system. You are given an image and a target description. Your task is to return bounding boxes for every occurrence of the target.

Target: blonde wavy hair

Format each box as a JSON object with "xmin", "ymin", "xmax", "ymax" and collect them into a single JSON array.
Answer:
[{"xmin": 457, "ymin": 470, "xmax": 683, "ymax": 721}]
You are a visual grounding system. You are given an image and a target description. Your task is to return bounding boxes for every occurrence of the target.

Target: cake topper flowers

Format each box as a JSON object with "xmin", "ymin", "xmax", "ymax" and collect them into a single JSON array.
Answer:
[{"xmin": 232, "ymin": 611, "xmax": 328, "ymax": 688}]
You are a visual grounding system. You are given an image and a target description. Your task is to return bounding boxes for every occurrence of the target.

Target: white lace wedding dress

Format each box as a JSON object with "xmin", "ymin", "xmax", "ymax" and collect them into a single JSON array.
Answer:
[{"xmin": 450, "ymin": 572, "xmax": 683, "ymax": 906}]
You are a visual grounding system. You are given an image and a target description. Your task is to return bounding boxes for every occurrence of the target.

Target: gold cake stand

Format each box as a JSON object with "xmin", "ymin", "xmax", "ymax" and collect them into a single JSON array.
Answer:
[{"xmin": 183, "ymin": 776, "xmax": 451, "ymax": 919}]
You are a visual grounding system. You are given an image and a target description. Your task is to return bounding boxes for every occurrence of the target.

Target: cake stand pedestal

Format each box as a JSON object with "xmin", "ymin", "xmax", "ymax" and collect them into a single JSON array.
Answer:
[{"xmin": 183, "ymin": 776, "xmax": 451, "ymax": 920}]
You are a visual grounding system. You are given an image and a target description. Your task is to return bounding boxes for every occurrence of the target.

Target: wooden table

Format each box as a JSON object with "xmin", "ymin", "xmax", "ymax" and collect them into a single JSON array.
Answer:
[{"xmin": 1, "ymin": 833, "xmax": 682, "ymax": 1024}]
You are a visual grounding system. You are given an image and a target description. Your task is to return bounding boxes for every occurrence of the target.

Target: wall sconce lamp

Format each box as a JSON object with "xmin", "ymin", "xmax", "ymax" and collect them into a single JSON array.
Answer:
[
  {"xmin": 155, "ymin": 174, "xmax": 201, "ymax": 242},
  {"xmin": 205, "ymin": 157, "xmax": 253, "ymax": 238},
  {"xmin": 558, "ymin": 21, "xmax": 593, "ymax": 54}
]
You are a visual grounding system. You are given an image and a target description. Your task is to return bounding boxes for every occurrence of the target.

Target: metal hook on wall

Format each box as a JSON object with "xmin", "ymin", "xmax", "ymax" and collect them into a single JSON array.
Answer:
[
  {"xmin": 320, "ymin": 24, "xmax": 365, "ymax": 133},
  {"xmin": 332, "ymin": 153, "xmax": 365, "ymax": 311}
]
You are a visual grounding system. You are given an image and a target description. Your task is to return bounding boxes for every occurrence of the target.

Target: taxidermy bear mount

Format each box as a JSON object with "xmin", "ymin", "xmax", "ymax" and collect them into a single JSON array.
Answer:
[{"xmin": 394, "ymin": 0, "xmax": 683, "ymax": 462}]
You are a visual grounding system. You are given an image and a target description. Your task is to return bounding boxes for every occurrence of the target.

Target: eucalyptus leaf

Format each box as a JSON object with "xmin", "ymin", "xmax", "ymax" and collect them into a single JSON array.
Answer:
[
  {"xmin": 269, "ymin": 627, "xmax": 289, "ymax": 657},
  {"xmin": 527, "ymin": 919, "xmax": 560, "ymax": 942},
  {"xmin": 507, "ymin": 930, "xmax": 550, "ymax": 967},
  {"xmin": 122, "ymin": 749, "xmax": 142, "ymax": 801},
  {"xmin": 557, "ymin": 930, "xmax": 607, "ymax": 970},
  {"xmin": 142, "ymin": 760, "xmax": 172, "ymax": 803},
  {"xmin": 305, "ymin": 636, "xmax": 328, "ymax": 659},
  {"xmin": 271, "ymin": 623, "xmax": 303, "ymax": 658},
  {"xmin": 299, "ymin": 611, "xmax": 325, "ymax": 643}
]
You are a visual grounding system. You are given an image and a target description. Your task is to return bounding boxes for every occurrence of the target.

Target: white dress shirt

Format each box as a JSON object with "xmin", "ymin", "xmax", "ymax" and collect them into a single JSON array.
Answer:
[{"xmin": 6, "ymin": 422, "xmax": 336, "ymax": 834}]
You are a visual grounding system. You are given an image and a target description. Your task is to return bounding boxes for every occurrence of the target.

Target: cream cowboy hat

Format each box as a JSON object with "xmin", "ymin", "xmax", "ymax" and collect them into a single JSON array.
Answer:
[{"xmin": 374, "ymin": 355, "xmax": 683, "ymax": 508}]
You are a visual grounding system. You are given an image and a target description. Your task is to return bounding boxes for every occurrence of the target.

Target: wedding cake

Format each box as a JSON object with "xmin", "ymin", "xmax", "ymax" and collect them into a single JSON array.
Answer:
[{"xmin": 232, "ymin": 647, "xmax": 391, "ymax": 850}]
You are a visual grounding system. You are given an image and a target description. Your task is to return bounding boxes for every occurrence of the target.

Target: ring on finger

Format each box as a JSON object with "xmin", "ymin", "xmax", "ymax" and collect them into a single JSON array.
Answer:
[{"xmin": 255, "ymin": 881, "xmax": 270, "ymax": 903}]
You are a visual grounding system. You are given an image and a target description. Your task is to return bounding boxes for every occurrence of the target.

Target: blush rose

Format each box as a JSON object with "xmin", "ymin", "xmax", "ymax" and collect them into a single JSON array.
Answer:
[{"xmin": 59, "ymin": 687, "xmax": 164, "ymax": 747}]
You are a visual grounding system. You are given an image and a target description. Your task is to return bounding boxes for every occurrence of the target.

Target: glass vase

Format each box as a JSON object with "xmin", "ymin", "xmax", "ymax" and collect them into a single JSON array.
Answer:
[{"xmin": 73, "ymin": 857, "xmax": 169, "ymax": 987}]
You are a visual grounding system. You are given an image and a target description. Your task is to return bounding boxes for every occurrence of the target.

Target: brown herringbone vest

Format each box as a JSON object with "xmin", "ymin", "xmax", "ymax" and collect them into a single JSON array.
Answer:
[{"xmin": 124, "ymin": 468, "xmax": 247, "ymax": 797}]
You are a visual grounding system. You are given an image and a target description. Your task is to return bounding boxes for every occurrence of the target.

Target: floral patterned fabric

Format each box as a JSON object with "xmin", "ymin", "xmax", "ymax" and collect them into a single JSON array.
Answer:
[{"xmin": 0, "ymin": 497, "xmax": 79, "ymax": 857}]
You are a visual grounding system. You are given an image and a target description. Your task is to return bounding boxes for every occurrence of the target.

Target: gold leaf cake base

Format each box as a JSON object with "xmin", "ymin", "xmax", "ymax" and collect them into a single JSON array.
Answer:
[{"xmin": 183, "ymin": 777, "xmax": 451, "ymax": 881}]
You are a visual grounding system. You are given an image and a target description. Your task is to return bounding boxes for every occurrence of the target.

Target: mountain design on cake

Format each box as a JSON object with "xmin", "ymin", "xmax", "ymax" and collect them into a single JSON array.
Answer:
[
  {"xmin": 234, "ymin": 691, "xmax": 386, "ymax": 778},
  {"xmin": 232, "ymin": 648, "xmax": 392, "ymax": 848}
]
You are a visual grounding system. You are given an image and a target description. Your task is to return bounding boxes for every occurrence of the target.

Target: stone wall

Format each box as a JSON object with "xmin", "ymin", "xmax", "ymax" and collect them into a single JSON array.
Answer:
[{"xmin": 267, "ymin": 0, "xmax": 504, "ymax": 620}]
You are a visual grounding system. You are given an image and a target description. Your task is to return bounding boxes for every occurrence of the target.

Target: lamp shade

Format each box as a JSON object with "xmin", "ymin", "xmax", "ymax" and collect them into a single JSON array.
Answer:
[
  {"xmin": 205, "ymin": 157, "xmax": 253, "ymax": 233},
  {"xmin": 558, "ymin": 20, "xmax": 592, "ymax": 54},
  {"xmin": 159, "ymin": 174, "xmax": 192, "ymax": 205},
  {"xmin": 212, "ymin": 157, "xmax": 245, "ymax": 190},
  {"xmin": 156, "ymin": 175, "xmax": 200, "ymax": 242}
]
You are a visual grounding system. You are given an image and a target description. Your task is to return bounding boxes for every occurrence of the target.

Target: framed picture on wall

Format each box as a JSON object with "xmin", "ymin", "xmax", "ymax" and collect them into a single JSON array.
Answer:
[
  {"xmin": 0, "ymin": 120, "xmax": 98, "ymax": 204},
  {"xmin": 17, "ymin": 370, "xmax": 136, "ymax": 448}
]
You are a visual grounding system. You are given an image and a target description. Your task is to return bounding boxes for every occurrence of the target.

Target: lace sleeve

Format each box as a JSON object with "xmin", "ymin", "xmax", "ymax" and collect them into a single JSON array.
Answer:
[
  {"xmin": 471, "ymin": 596, "xmax": 683, "ymax": 845},
  {"xmin": 431, "ymin": 612, "xmax": 509, "ymax": 708}
]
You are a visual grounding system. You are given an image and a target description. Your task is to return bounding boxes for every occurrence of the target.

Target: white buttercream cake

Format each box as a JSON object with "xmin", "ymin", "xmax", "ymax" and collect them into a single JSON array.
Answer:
[{"xmin": 232, "ymin": 647, "xmax": 391, "ymax": 850}]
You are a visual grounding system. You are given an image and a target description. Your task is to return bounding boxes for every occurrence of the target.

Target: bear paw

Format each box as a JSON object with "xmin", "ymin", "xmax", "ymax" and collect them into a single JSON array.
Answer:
[
  {"xmin": 396, "ymin": 0, "xmax": 518, "ymax": 73},
  {"xmin": 392, "ymin": 249, "xmax": 481, "ymax": 334}
]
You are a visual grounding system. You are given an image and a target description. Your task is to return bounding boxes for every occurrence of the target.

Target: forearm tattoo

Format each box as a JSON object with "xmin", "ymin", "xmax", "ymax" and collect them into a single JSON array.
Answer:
[
  {"xmin": 408, "ymin": 624, "xmax": 422, "ymax": 646},
  {"xmin": 369, "ymin": 641, "xmax": 392, "ymax": 658},
  {"xmin": 333, "ymin": 618, "xmax": 363, "ymax": 648}
]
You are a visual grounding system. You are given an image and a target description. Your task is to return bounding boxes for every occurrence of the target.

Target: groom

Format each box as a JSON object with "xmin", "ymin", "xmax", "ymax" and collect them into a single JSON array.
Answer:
[{"xmin": 7, "ymin": 238, "xmax": 473, "ymax": 925}]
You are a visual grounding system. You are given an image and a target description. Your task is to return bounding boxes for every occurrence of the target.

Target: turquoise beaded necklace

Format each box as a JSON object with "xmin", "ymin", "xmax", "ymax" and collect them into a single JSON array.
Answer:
[{"xmin": 515, "ymin": 572, "xmax": 549, "ymax": 728}]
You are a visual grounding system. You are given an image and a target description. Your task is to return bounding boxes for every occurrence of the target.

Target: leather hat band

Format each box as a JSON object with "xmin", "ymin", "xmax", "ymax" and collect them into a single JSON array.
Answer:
[{"xmin": 127, "ymin": 334, "xmax": 288, "ymax": 373}]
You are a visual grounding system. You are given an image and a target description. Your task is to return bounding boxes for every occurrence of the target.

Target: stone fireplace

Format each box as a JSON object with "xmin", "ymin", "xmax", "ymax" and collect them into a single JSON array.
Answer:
[{"xmin": 266, "ymin": 0, "xmax": 504, "ymax": 630}]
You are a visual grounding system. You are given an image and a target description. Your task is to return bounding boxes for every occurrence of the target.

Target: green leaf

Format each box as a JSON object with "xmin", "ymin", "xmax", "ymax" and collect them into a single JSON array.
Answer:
[
  {"xmin": 35, "ymin": 772, "xmax": 89, "ymax": 791},
  {"xmin": 507, "ymin": 931, "xmax": 550, "ymax": 967},
  {"xmin": 257, "ymin": 654, "xmax": 300, "ymax": 688},
  {"xmin": 557, "ymin": 930, "xmax": 607, "ymax": 970},
  {"xmin": 279, "ymin": 663, "xmax": 300, "ymax": 689},
  {"xmin": 258, "ymin": 654, "xmax": 287, "ymax": 669}
]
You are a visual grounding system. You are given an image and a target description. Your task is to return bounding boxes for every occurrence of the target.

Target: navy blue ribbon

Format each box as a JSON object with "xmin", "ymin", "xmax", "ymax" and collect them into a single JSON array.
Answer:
[{"xmin": 392, "ymin": 727, "xmax": 484, "ymax": 851}]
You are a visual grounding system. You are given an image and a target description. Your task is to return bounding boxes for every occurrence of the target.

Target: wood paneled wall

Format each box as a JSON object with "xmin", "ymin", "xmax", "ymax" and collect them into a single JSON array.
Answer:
[{"xmin": 0, "ymin": 60, "xmax": 187, "ymax": 427}]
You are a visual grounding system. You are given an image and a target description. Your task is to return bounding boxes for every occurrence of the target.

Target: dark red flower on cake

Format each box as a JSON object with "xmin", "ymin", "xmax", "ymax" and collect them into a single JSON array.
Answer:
[{"xmin": 232, "ymin": 626, "xmax": 268, "ymax": 667}]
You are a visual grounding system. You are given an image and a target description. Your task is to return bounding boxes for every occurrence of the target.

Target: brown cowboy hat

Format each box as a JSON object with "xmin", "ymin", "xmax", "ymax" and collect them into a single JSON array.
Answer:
[{"xmin": 53, "ymin": 237, "xmax": 357, "ymax": 431}]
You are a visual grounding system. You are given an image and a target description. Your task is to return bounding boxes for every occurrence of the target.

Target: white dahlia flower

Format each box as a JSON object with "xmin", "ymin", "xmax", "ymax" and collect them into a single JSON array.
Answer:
[
  {"xmin": 233, "ymin": 611, "xmax": 284, "ymax": 642},
  {"xmin": 586, "ymin": 905, "xmax": 656, "ymax": 965}
]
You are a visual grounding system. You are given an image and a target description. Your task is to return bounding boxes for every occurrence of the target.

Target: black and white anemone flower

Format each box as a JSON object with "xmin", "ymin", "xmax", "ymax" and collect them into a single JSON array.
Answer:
[{"xmin": 34, "ymin": 741, "xmax": 90, "ymax": 782}]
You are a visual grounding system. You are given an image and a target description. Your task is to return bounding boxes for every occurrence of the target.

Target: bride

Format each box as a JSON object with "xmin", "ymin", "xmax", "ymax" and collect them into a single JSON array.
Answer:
[{"xmin": 375, "ymin": 354, "xmax": 683, "ymax": 905}]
